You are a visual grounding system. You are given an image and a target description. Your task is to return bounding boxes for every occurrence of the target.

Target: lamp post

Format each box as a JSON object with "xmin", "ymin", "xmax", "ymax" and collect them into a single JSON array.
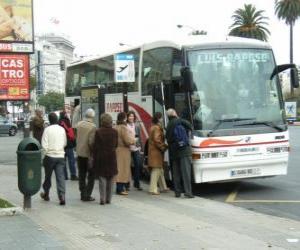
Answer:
[
  {"xmin": 177, "ymin": 24, "xmax": 207, "ymax": 36},
  {"xmin": 119, "ymin": 42, "xmax": 132, "ymax": 47}
]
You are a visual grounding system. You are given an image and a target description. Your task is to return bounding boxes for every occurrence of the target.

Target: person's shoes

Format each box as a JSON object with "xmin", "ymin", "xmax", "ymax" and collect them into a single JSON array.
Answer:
[
  {"xmin": 184, "ymin": 194, "xmax": 194, "ymax": 198},
  {"xmin": 160, "ymin": 188, "xmax": 170, "ymax": 193},
  {"xmin": 70, "ymin": 175, "xmax": 79, "ymax": 181},
  {"xmin": 40, "ymin": 192, "xmax": 50, "ymax": 201},
  {"xmin": 100, "ymin": 200, "xmax": 105, "ymax": 205},
  {"xmin": 149, "ymin": 192, "xmax": 160, "ymax": 195},
  {"xmin": 82, "ymin": 196, "xmax": 95, "ymax": 202},
  {"xmin": 136, "ymin": 187, "xmax": 143, "ymax": 191},
  {"xmin": 59, "ymin": 196, "xmax": 65, "ymax": 206},
  {"xmin": 65, "ymin": 176, "xmax": 69, "ymax": 180},
  {"xmin": 175, "ymin": 193, "xmax": 181, "ymax": 198},
  {"xmin": 106, "ymin": 200, "xmax": 111, "ymax": 204},
  {"xmin": 117, "ymin": 191, "xmax": 128, "ymax": 195}
]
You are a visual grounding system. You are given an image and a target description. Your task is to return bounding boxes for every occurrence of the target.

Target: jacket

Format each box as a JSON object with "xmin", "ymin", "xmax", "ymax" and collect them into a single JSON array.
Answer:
[
  {"xmin": 166, "ymin": 116, "xmax": 192, "ymax": 160},
  {"xmin": 93, "ymin": 127, "xmax": 118, "ymax": 178},
  {"xmin": 75, "ymin": 119, "xmax": 96, "ymax": 158},
  {"xmin": 148, "ymin": 124, "xmax": 167, "ymax": 168}
]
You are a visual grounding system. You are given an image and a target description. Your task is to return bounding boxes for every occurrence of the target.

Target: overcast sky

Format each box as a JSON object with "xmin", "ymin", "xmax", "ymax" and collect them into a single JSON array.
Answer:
[{"xmin": 33, "ymin": 0, "xmax": 300, "ymax": 65}]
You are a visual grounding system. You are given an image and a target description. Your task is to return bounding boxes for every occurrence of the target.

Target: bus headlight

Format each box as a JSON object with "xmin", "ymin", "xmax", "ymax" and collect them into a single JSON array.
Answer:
[
  {"xmin": 266, "ymin": 146, "xmax": 289, "ymax": 153},
  {"xmin": 193, "ymin": 151, "xmax": 228, "ymax": 160}
]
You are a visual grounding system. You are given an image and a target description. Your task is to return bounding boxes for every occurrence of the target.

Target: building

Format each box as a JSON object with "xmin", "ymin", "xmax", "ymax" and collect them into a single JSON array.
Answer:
[{"xmin": 33, "ymin": 34, "xmax": 75, "ymax": 95}]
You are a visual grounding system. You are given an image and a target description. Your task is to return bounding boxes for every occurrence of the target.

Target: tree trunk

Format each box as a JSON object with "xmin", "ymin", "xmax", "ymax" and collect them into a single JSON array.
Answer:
[{"xmin": 290, "ymin": 24, "xmax": 294, "ymax": 95}]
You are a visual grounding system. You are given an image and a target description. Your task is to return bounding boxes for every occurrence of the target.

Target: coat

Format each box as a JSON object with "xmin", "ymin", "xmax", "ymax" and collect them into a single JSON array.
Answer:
[
  {"xmin": 115, "ymin": 124, "xmax": 135, "ymax": 183},
  {"xmin": 166, "ymin": 116, "xmax": 192, "ymax": 160},
  {"xmin": 148, "ymin": 124, "xmax": 167, "ymax": 168},
  {"xmin": 92, "ymin": 127, "xmax": 118, "ymax": 178},
  {"xmin": 75, "ymin": 119, "xmax": 96, "ymax": 158},
  {"xmin": 30, "ymin": 116, "xmax": 44, "ymax": 143}
]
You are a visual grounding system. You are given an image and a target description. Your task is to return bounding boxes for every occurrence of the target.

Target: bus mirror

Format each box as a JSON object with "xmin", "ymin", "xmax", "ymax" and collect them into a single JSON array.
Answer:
[
  {"xmin": 290, "ymin": 68, "xmax": 299, "ymax": 88},
  {"xmin": 180, "ymin": 66, "xmax": 193, "ymax": 92}
]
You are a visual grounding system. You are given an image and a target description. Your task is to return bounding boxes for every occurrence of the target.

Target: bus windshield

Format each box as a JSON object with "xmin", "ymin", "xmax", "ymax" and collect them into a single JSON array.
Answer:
[{"xmin": 187, "ymin": 48, "xmax": 285, "ymax": 135}]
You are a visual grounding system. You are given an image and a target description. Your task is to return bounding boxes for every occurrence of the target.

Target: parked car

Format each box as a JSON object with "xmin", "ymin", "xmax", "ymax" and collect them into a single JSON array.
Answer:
[{"xmin": 0, "ymin": 116, "xmax": 18, "ymax": 136}]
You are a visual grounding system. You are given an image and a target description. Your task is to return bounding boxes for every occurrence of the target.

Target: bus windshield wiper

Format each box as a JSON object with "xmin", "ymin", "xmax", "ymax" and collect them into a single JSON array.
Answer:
[
  {"xmin": 207, "ymin": 118, "xmax": 255, "ymax": 137},
  {"xmin": 234, "ymin": 121, "xmax": 285, "ymax": 132}
]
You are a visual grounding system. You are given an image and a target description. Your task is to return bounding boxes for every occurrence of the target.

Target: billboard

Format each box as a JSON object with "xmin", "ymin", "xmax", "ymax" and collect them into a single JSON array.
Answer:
[
  {"xmin": 0, "ymin": 54, "xmax": 29, "ymax": 100},
  {"xmin": 0, "ymin": 0, "xmax": 33, "ymax": 53}
]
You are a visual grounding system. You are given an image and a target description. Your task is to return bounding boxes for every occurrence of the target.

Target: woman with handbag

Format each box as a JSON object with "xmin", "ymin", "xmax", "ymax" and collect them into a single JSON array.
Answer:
[{"xmin": 148, "ymin": 112, "xmax": 169, "ymax": 195}]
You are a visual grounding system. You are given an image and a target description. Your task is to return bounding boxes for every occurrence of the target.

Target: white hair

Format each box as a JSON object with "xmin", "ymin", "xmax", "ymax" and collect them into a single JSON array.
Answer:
[
  {"xmin": 166, "ymin": 108, "xmax": 177, "ymax": 117},
  {"xmin": 85, "ymin": 108, "xmax": 95, "ymax": 118}
]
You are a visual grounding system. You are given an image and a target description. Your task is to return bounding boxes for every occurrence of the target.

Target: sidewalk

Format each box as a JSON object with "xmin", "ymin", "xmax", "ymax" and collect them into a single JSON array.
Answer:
[{"xmin": 1, "ymin": 164, "xmax": 300, "ymax": 250}]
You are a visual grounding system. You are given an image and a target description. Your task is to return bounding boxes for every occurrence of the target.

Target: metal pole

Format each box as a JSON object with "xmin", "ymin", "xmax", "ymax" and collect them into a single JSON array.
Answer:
[{"xmin": 23, "ymin": 195, "xmax": 31, "ymax": 209}]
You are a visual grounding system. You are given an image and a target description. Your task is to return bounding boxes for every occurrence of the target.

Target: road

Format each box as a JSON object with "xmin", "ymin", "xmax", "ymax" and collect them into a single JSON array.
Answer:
[
  {"xmin": 1, "ymin": 127, "xmax": 300, "ymax": 221},
  {"xmin": 194, "ymin": 126, "xmax": 300, "ymax": 221}
]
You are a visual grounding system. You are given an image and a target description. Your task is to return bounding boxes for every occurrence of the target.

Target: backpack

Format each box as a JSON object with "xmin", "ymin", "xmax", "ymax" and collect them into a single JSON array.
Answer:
[
  {"xmin": 173, "ymin": 123, "xmax": 189, "ymax": 149},
  {"xmin": 61, "ymin": 121, "xmax": 75, "ymax": 142}
]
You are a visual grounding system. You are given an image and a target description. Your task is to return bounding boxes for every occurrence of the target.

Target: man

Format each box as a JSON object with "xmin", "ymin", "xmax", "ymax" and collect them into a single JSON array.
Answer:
[
  {"xmin": 40, "ymin": 112, "xmax": 67, "ymax": 205},
  {"xmin": 165, "ymin": 108, "xmax": 194, "ymax": 198},
  {"xmin": 76, "ymin": 108, "xmax": 96, "ymax": 201}
]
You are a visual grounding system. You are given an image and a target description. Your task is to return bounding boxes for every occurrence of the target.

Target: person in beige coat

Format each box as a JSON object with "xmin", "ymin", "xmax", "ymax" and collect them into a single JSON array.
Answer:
[
  {"xmin": 148, "ymin": 112, "xmax": 168, "ymax": 195},
  {"xmin": 115, "ymin": 112, "xmax": 136, "ymax": 195}
]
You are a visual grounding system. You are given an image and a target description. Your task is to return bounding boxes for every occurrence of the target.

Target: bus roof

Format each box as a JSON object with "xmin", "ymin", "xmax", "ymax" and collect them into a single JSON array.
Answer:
[{"xmin": 68, "ymin": 36, "xmax": 271, "ymax": 67}]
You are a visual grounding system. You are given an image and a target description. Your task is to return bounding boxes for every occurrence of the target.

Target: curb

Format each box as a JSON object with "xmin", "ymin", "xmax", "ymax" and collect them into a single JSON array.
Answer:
[{"xmin": 0, "ymin": 207, "xmax": 23, "ymax": 217}]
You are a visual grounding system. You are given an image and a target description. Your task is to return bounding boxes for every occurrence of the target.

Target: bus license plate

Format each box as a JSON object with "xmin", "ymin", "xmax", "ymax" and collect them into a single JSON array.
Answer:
[{"xmin": 231, "ymin": 168, "xmax": 261, "ymax": 177}]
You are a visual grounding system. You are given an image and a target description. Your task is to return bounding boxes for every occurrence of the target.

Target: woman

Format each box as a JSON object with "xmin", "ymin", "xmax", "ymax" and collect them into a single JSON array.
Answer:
[
  {"xmin": 115, "ymin": 112, "xmax": 136, "ymax": 195},
  {"xmin": 93, "ymin": 113, "xmax": 118, "ymax": 205},
  {"xmin": 148, "ymin": 112, "xmax": 168, "ymax": 195},
  {"xmin": 59, "ymin": 111, "xmax": 78, "ymax": 181},
  {"xmin": 127, "ymin": 111, "xmax": 143, "ymax": 191}
]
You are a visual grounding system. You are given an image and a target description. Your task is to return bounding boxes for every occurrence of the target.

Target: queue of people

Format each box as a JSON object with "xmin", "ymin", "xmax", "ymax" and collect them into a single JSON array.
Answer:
[{"xmin": 33, "ymin": 106, "xmax": 194, "ymax": 206}]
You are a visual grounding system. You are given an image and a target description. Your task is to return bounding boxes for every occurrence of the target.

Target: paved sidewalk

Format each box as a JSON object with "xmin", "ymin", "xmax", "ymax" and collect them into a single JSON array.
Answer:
[{"xmin": 1, "ymin": 164, "xmax": 300, "ymax": 250}]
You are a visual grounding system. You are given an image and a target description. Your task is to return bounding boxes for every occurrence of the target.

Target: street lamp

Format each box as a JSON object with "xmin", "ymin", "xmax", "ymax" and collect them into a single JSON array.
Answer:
[
  {"xmin": 119, "ymin": 42, "xmax": 132, "ymax": 47},
  {"xmin": 177, "ymin": 24, "xmax": 207, "ymax": 36}
]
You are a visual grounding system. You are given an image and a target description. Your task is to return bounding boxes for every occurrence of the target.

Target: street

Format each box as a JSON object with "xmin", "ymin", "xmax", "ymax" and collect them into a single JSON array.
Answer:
[{"xmin": 1, "ymin": 127, "xmax": 300, "ymax": 221}]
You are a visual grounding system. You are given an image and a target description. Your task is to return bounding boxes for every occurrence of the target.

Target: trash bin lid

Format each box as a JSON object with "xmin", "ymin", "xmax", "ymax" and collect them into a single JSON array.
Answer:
[{"xmin": 17, "ymin": 137, "xmax": 41, "ymax": 151}]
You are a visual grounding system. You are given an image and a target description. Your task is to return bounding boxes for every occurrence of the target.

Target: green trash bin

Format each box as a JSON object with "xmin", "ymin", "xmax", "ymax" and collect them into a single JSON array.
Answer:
[{"xmin": 17, "ymin": 137, "xmax": 42, "ymax": 197}]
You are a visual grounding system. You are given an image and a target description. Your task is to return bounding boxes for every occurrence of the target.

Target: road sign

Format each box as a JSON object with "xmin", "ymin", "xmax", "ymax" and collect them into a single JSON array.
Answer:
[
  {"xmin": 115, "ymin": 54, "xmax": 135, "ymax": 83},
  {"xmin": 285, "ymin": 102, "xmax": 297, "ymax": 121}
]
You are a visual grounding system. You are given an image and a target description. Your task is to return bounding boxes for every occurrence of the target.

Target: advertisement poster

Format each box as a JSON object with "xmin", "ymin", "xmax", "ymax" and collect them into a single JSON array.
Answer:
[
  {"xmin": 285, "ymin": 102, "xmax": 297, "ymax": 121},
  {"xmin": 0, "ymin": 0, "xmax": 33, "ymax": 53},
  {"xmin": 115, "ymin": 54, "xmax": 135, "ymax": 83},
  {"xmin": 0, "ymin": 54, "xmax": 29, "ymax": 100}
]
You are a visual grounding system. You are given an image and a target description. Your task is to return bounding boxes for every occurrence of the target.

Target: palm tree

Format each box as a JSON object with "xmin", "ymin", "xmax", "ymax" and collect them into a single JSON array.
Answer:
[
  {"xmin": 275, "ymin": 0, "xmax": 300, "ymax": 94},
  {"xmin": 229, "ymin": 4, "xmax": 270, "ymax": 41}
]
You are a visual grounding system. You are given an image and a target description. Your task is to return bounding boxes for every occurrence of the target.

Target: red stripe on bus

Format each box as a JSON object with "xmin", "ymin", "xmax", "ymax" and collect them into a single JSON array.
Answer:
[{"xmin": 192, "ymin": 140, "xmax": 289, "ymax": 149}]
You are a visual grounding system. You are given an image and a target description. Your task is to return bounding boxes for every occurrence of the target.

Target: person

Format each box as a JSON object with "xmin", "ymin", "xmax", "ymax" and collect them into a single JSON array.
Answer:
[
  {"xmin": 92, "ymin": 113, "xmax": 118, "ymax": 205},
  {"xmin": 72, "ymin": 99, "xmax": 81, "ymax": 128},
  {"xmin": 115, "ymin": 112, "xmax": 136, "ymax": 195},
  {"xmin": 40, "ymin": 112, "xmax": 67, "ymax": 205},
  {"xmin": 30, "ymin": 109, "xmax": 44, "ymax": 144},
  {"xmin": 59, "ymin": 111, "xmax": 78, "ymax": 181},
  {"xmin": 75, "ymin": 108, "xmax": 96, "ymax": 201},
  {"xmin": 148, "ymin": 112, "xmax": 168, "ymax": 195},
  {"xmin": 165, "ymin": 108, "xmax": 194, "ymax": 198},
  {"xmin": 127, "ymin": 111, "xmax": 143, "ymax": 191}
]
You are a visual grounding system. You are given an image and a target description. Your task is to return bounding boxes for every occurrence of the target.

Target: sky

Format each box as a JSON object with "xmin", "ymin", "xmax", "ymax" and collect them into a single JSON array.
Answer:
[{"xmin": 33, "ymin": 0, "xmax": 300, "ymax": 65}]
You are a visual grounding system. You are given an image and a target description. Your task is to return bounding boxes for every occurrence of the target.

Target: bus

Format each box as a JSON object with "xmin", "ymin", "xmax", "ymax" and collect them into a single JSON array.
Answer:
[{"xmin": 65, "ymin": 36, "xmax": 299, "ymax": 183}]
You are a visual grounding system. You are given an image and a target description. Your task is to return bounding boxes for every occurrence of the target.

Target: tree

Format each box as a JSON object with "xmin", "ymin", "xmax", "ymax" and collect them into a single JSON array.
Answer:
[
  {"xmin": 38, "ymin": 91, "xmax": 64, "ymax": 113},
  {"xmin": 29, "ymin": 75, "xmax": 37, "ymax": 91},
  {"xmin": 275, "ymin": 0, "xmax": 300, "ymax": 94},
  {"xmin": 229, "ymin": 4, "xmax": 270, "ymax": 41}
]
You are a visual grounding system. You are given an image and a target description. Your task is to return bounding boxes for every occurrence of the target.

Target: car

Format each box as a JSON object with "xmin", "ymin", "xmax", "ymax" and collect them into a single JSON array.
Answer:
[{"xmin": 0, "ymin": 116, "xmax": 18, "ymax": 136}]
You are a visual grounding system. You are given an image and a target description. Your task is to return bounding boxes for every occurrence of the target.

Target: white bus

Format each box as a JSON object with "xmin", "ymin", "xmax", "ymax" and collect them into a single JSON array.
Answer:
[{"xmin": 65, "ymin": 36, "xmax": 299, "ymax": 183}]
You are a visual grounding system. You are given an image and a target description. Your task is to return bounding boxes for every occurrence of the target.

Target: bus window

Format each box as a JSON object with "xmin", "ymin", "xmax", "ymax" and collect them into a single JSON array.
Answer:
[{"xmin": 142, "ymin": 47, "xmax": 173, "ymax": 95}]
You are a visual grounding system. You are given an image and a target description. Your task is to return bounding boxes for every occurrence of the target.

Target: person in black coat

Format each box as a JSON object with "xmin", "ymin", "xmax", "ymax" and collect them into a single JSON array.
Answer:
[{"xmin": 92, "ymin": 113, "xmax": 118, "ymax": 205}]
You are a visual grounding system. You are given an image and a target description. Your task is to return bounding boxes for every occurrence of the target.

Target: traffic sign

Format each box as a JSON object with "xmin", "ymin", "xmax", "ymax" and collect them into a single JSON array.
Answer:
[{"xmin": 115, "ymin": 54, "xmax": 135, "ymax": 82}]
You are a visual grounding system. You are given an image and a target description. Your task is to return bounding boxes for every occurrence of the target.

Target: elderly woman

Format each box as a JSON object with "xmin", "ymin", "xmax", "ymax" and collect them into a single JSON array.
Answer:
[
  {"xmin": 115, "ymin": 112, "xmax": 136, "ymax": 195},
  {"xmin": 92, "ymin": 113, "xmax": 118, "ymax": 205},
  {"xmin": 148, "ymin": 112, "xmax": 168, "ymax": 195}
]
